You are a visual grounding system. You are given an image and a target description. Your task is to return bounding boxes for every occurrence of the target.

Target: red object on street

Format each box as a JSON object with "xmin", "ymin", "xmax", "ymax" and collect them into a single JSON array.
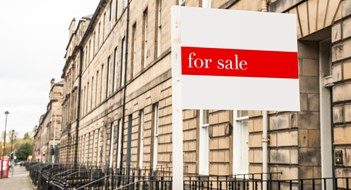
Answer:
[{"xmin": 0, "ymin": 156, "xmax": 10, "ymax": 178}]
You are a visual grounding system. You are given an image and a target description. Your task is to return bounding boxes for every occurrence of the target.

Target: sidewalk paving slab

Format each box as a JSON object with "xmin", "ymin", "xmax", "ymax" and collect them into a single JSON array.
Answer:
[{"xmin": 0, "ymin": 166, "xmax": 35, "ymax": 190}]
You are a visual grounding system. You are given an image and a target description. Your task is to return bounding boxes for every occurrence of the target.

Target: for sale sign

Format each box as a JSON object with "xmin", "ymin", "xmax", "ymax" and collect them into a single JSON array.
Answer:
[{"xmin": 172, "ymin": 6, "xmax": 299, "ymax": 111}]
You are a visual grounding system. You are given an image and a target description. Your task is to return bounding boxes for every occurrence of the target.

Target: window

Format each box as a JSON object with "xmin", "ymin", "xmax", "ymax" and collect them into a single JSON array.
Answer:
[
  {"xmin": 100, "ymin": 64, "xmax": 104, "ymax": 103},
  {"xmin": 109, "ymin": 1, "xmax": 112, "ymax": 30},
  {"xmin": 84, "ymin": 47, "xmax": 88, "ymax": 69},
  {"xmin": 97, "ymin": 129, "xmax": 102, "ymax": 166},
  {"xmin": 199, "ymin": 110, "xmax": 209, "ymax": 175},
  {"xmin": 91, "ymin": 77, "xmax": 94, "ymax": 109},
  {"xmin": 93, "ymin": 32, "xmax": 96, "ymax": 55},
  {"xmin": 88, "ymin": 40, "xmax": 91, "ymax": 62},
  {"xmin": 120, "ymin": 37, "xmax": 126, "ymax": 87},
  {"xmin": 86, "ymin": 82, "xmax": 89, "ymax": 113},
  {"xmin": 123, "ymin": 0, "xmax": 128, "ymax": 8},
  {"xmin": 87, "ymin": 133, "xmax": 91, "ymax": 164},
  {"xmin": 152, "ymin": 104, "xmax": 159, "ymax": 170},
  {"xmin": 156, "ymin": 0, "xmax": 162, "ymax": 56},
  {"xmin": 98, "ymin": 22, "xmax": 101, "ymax": 47},
  {"xmin": 142, "ymin": 9, "xmax": 148, "ymax": 68},
  {"xmin": 233, "ymin": 110, "xmax": 249, "ymax": 175},
  {"xmin": 81, "ymin": 89, "xmax": 84, "ymax": 116},
  {"xmin": 91, "ymin": 131, "xmax": 95, "ymax": 164},
  {"xmin": 115, "ymin": 0, "xmax": 119, "ymax": 21},
  {"xmin": 103, "ymin": 13, "xmax": 106, "ymax": 40},
  {"xmin": 131, "ymin": 23, "xmax": 136, "ymax": 78},
  {"xmin": 202, "ymin": 0, "xmax": 211, "ymax": 8},
  {"xmin": 138, "ymin": 110, "xmax": 144, "ymax": 169},
  {"xmin": 116, "ymin": 119, "xmax": 123, "ymax": 169},
  {"xmin": 179, "ymin": 0, "xmax": 185, "ymax": 6},
  {"xmin": 109, "ymin": 123, "xmax": 114, "ymax": 168},
  {"xmin": 95, "ymin": 70, "xmax": 99, "ymax": 107},
  {"xmin": 113, "ymin": 47, "xmax": 118, "ymax": 92},
  {"xmin": 83, "ymin": 86, "xmax": 86, "ymax": 115},
  {"xmin": 106, "ymin": 56, "xmax": 111, "ymax": 98}
]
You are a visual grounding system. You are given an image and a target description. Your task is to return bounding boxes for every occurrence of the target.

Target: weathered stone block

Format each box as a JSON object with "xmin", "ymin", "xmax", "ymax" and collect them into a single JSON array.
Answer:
[
  {"xmin": 334, "ymin": 125, "xmax": 351, "ymax": 144},
  {"xmin": 269, "ymin": 133, "xmax": 277, "ymax": 147},
  {"xmin": 300, "ymin": 76, "xmax": 319, "ymax": 93},
  {"xmin": 332, "ymin": 63, "xmax": 343, "ymax": 82},
  {"xmin": 269, "ymin": 113, "xmax": 291, "ymax": 130},
  {"xmin": 253, "ymin": 118, "xmax": 263, "ymax": 132},
  {"xmin": 218, "ymin": 137, "xmax": 230, "ymax": 149},
  {"xmin": 344, "ymin": 61, "xmax": 351, "ymax": 80},
  {"xmin": 209, "ymin": 138, "xmax": 218, "ymax": 150},
  {"xmin": 249, "ymin": 133, "xmax": 262, "ymax": 148},
  {"xmin": 308, "ymin": 129, "xmax": 321, "ymax": 147},
  {"xmin": 218, "ymin": 163, "xmax": 231, "ymax": 175},
  {"xmin": 333, "ymin": 105, "xmax": 344, "ymax": 123},
  {"xmin": 299, "ymin": 129, "xmax": 320, "ymax": 148},
  {"xmin": 298, "ymin": 41, "xmax": 319, "ymax": 60},
  {"xmin": 332, "ymin": 39, "xmax": 351, "ymax": 62},
  {"xmin": 248, "ymin": 120, "xmax": 254, "ymax": 132},
  {"xmin": 300, "ymin": 93, "xmax": 308, "ymax": 111},
  {"xmin": 248, "ymin": 110, "xmax": 262, "ymax": 117},
  {"xmin": 298, "ymin": 148, "xmax": 321, "ymax": 166},
  {"xmin": 277, "ymin": 131, "xmax": 298, "ymax": 146},
  {"xmin": 270, "ymin": 148, "xmax": 290, "ymax": 164},
  {"xmin": 346, "ymin": 148, "xmax": 351, "ymax": 167},
  {"xmin": 299, "ymin": 129, "xmax": 308, "ymax": 147},
  {"xmin": 299, "ymin": 166, "xmax": 314, "ymax": 179},
  {"xmin": 249, "ymin": 149, "xmax": 254, "ymax": 163},
  {"xmin": 290, "ymin": 149, "xmax": 298, "ymax": 164},
  {"xmin": 211, "ymin": 150, "xmax": 225, "ymax": 162},
  {"xmin": 249, "ymin": 164, "xmax": 262, "ymax": 174},
  {"xmin": 333, "ymin": 82, "xmax": 351, "ymax": 102},
  {"xmin": 345, "ymin": 104, "xmax": 351, "ymax": 122},
  {"xmin": 279, "ymin": 166, "xmax": 298, "ymax": 180},
  {"xmin": 343, "ymin": 18, "xmax": 351, "ymax": 39},
  {"xmin": 307, "ymin": 93, "xmax": 319, "ymax": 111},
  {"xmin": 211, "ymin": 0, "xmax": 228, "ymax": 8},
  {"xmin": 297, "ymin": 111, "xmax": 320, "ymax": 129},
  {"xmin": 342, "ymin": 0, "xmax": 351, "ymax": 17},
  {"xmin": 251, "ymin": 149, "xmax": 262, "ymax": 163},
  {"xmin": 332, "ymin": 22, "xmax": 342, "ymax": 42},
  {"xmin": 302, "ymin": 59, "xmax": 318, "ymax": 76}
]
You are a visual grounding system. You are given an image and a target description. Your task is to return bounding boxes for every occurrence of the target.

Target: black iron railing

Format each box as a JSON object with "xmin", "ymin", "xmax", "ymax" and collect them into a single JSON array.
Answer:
[{"xmin": 28, "ymin": 163, "xmax": 351, "ymax": 190}]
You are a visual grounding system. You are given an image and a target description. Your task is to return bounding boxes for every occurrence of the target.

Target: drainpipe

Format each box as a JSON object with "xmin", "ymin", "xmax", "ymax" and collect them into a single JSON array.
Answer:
[
  {"xmin": 74, "ymin": 46, "xmax": 84, "ymax": 167},
  {"xmin": 261, "ymin": 1, "xmax": 269, "ymax": 190},
  {"xmin": 262, "ymin": 111, "xmax": 268, "ymax": 190},
  {"xmin": 119, "ymin": 0, "xmax": 130, "ymax": 176}
]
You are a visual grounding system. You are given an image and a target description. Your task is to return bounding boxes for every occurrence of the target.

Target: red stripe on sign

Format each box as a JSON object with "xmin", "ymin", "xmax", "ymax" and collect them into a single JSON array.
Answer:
[{"xmin": 181, "ymin": 46, "xmax": 298, "ymax": 79}]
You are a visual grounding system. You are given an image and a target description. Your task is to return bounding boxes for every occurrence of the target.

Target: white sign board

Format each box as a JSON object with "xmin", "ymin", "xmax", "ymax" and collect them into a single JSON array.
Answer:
[
  {"xmin": 171, "ymin": 6, "xmax": 299, "ymax": 190},
  {"xmin": 173, "ymin": 6, "xmax": 299, "ymax": 111}
]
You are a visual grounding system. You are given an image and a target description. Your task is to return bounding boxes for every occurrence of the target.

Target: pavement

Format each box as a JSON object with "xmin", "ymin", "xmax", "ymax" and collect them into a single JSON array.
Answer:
[{"xmin": 0, "ymin": 166, "xmax": 35, "ymax": 190}]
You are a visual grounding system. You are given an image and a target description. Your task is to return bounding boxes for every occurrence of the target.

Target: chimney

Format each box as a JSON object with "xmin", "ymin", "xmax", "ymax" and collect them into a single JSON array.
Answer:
[
  {"xmin": 50, "ymin": 78, "xmax": 55, "ymax": 86},
  {"xmin": 69, "ymin": 18, "xmax": 76, "ymax": 38}
]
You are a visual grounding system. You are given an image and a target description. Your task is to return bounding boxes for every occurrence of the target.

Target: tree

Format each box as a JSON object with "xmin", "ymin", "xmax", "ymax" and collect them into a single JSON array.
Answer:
[
  {"xmin": 23, "ymin": 132, "xmax": 31, "ymax": 140},
  {"xmin": 13, "ymin": 132, "xmax": 34, "ymax": 161},
  {"xmin": 16, "ymin": 142, "xmax": 33, "ymax": 161}
]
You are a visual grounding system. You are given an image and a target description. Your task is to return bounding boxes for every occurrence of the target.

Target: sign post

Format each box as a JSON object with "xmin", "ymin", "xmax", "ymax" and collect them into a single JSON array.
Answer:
[
  {"xmin": 171, "ymin": 6, "xmax": 183, "ymax": 190},
  {"xmin": 171, "ymin": 6, "xmax": 299, "ymax": 189}
]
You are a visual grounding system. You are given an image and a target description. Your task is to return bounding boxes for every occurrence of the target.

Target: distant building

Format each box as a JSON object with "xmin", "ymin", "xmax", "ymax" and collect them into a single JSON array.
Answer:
[
  {"xmin": 33, "ymin": 79, "xmax": 63, "ymax": 163},
  {"xmin": 53, "ymin": 0, "xmax": 351, "ymax": 187}
]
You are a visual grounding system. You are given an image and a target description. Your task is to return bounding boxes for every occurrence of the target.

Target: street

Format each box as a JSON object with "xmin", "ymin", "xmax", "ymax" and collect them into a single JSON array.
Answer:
[{"xmin": 0, "ymin": 166, "xmax": 34, "ymax": 190}]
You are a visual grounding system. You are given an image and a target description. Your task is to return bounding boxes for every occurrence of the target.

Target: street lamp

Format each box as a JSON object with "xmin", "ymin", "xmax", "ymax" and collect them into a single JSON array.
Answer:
[
  {"xmin": 10, "ymin": 130, "xmax": 14, "ymax": 152},
  {"xmin": 1, "ymin": 111, "xmax": 9, "ymax": 178}
]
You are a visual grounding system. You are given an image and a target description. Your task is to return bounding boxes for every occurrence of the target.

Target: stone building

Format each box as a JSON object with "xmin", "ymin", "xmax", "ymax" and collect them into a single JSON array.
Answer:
[
  {"xmin": 57, "ymin": 0, "xmax": 351, "ymax": 187},
  {"xmin": 33, "ymin": 80, "xmax": 63, "ymax": 163}
]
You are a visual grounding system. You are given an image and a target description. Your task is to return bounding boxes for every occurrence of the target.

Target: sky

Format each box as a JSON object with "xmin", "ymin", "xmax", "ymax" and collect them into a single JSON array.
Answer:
[{"xmin": 0, "ymin": 0, "xmax": 99, "ymax": 139}]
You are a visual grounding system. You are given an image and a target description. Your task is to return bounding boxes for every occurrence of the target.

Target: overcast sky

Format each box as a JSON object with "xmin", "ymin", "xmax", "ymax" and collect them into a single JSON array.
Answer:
[{"xmin": 0, "ymin": 0, "xmax": 99, "ymax": 139}]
